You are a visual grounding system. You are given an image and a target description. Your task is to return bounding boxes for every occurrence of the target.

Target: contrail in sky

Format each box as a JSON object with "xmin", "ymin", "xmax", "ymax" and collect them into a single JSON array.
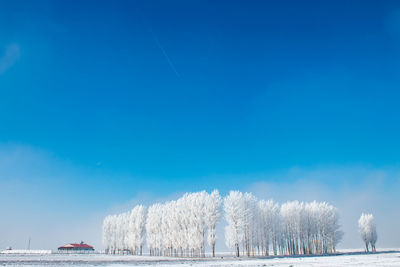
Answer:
[{"xmin": 152, "ymin": 34, "xmax": 181, "ymax": 78}]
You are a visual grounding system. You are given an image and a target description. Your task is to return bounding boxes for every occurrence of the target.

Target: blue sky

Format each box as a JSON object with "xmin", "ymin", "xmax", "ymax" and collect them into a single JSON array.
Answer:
[{"xmin": 1, "ymin": 0, "xmax": 400, "ymax": 250}]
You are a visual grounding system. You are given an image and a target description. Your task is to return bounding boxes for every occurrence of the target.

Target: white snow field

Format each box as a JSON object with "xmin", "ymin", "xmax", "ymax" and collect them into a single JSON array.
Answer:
[
  {"xmin": 0, "ymin": 249, "xmax": 399, "ymax": 267},
  {"xmin": 0, "ymin": 250, "xmax": 52, "ymax": 255}
]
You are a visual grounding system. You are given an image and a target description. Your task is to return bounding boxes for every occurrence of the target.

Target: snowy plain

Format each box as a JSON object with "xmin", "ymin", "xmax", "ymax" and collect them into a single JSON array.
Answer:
[{"xmin": 0, "ymin": 249, "xmax": 399, "ymax": 267}]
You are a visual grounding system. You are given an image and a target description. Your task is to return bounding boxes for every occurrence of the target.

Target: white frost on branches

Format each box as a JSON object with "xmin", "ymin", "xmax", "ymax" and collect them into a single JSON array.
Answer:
[
  {"xmin": 205, "ymin": 190, "xmax": 222, "ymax": 257},
  {"xmin": 102, "ymin": 190, "xmax": 343, "ymax": 257},
  {"xmin": 223, "ymin": 191, "xmax": 342, "ymax": 257},
  {"xmin": 103, "ymin": 190, "xmax": 223, "ymax": 256},
  {"xmin": 102, "ymin": 205, "xmax": 146, "ymax": 255},
  {"xmin": 358, "ymin": 213, "xmax": 377, "ymax": 252},
  {"xmin": 146, "ymin": 190, "xmax": 222, "ymax": 257}
]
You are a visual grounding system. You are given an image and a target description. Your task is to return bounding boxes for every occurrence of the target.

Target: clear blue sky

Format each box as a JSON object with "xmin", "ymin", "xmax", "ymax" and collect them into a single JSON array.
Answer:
[{"xmin": 1, "ymin": 0, "xmax": 400, "ymax": 250}]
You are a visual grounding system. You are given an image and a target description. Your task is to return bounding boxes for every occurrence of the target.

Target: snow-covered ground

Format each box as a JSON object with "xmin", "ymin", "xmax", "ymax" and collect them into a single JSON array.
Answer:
[
  {"xmin": 0, "ymin": 250, "xmax": 52, "ymax": 255},
  {"xmin": 0, "ymin": 249, "xmax": 399, "ymax": 266}
]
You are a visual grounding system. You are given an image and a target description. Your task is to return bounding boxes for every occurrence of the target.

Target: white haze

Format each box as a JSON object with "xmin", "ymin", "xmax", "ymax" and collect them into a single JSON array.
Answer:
[{"xmin": 0, "ymin": 144, "xmax": 399, "ymax": 251}]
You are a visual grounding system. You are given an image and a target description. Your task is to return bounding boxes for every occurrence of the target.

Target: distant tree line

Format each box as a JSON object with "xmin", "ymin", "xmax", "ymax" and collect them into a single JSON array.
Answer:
[{"xmin": 102, "ymin": 190, "xmax": 345, "ymax": 257}]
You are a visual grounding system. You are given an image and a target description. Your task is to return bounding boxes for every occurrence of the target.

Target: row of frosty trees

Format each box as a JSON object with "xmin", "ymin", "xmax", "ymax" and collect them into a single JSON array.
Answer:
[{"xmin": 102, "ymin": 190, "xmax": 343, "ymax": 257}]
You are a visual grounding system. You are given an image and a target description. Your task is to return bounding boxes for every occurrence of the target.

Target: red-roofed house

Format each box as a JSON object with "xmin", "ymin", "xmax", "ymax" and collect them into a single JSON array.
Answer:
[{"xmin": 58, "ymin": 241, "xmax": 94, "ymax": 253}]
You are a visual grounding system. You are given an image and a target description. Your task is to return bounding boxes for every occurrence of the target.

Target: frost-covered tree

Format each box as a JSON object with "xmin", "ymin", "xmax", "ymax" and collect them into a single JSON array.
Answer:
[
  {"xmin": 223, "ymin": 194, "xmax": 342, "ymax": 257},
  {"xmin": 223, "ymin": 191, "xmax": 258, "ymax": 257},
  {"xmin": 143, "ymin": 190, "xmax": 222, "ymax": 257},
  {"xmin": 102, "ymin": 215, "xmax": 113, "ymax": 254},
  {"xmin": 103, "ymin": 190, "xmax": 343, "ymax": 257},
  {"xmin": 224, "ymin": 191, "xmax": 245, "ymax": 257},
  {"xmin": 126, "ymin": 205, "xmax": 147, "ymax": 255},
  {"xmin": 279, "ymin": 201, "xmax": 342, "ymax": 255},
  {"xmin": 102, "ymin": 207, "xmax": 146, "ymax": 255},
  {"xmin": 358, "ymin": 213, "xmax": 377, "ymax": 252},
  {"xmin": 102, "ymin": 214, "xmax": 121, "ymax": 254},
  {"xmin": 205, "ymin": 190, "xmax": 222, "ymax": 257},
  {"xmin": 242, "ymin": 192, "xmax": 257, "ymax": 257},
  {"xmin": 146, "ymin": 203, "xmax": 162, "ymax": 256},
  {"xmin": 280, "ymin": 201, "xmax": 302, "ymax": 255}
]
